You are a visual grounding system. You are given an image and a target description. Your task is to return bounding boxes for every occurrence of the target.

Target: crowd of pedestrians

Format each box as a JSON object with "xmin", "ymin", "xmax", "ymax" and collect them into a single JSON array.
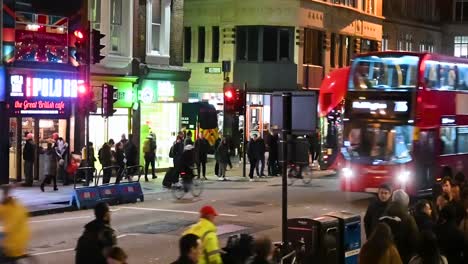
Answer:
[{"xmin": 362, "ymin": 175, "xmax": 468, "ymax": 264}]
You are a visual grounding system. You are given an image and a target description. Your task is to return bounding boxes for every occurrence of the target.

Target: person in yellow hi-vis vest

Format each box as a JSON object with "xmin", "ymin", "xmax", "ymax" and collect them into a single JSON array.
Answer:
[{"xmin": 183, "ymin": 206, "xmax": 223, "ymax": 264}]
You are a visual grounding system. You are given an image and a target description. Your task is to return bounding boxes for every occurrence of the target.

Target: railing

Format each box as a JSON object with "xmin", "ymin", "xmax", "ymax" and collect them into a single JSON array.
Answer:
[{"xmin": 74, "ymin": 165, "xmax": 144, "ymax": 188}]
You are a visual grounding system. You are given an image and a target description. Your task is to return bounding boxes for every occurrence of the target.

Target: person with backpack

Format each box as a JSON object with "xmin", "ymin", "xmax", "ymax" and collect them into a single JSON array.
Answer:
[
  {"xmin": 75, "ymin": 202, "xmax": 117, "ymax": 264},
  {"xmin": 143, "ymin": 133, "xmax": 157, "ymax": 181}
]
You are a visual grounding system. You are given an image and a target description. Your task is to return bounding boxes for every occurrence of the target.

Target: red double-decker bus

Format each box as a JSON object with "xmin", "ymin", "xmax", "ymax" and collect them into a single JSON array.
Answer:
[{"xmin": 340, "ymin": 51, "xmax": 468, "ymax": 195}]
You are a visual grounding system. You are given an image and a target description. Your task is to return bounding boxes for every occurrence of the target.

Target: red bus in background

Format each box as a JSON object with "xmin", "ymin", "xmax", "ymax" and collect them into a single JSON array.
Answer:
[
  {"xmin": 318, "ymin": 67, "xmax": 349, "ymax": 170},
  {"xmin": 340, "ymin": 52, "xmax": 468, "ymax": 196}
]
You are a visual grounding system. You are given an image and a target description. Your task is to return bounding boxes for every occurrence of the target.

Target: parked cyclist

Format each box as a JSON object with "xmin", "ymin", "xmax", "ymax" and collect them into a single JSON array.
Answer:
[
  {"xmin": 183, "ymin": 206, "xmax": 223, "ymax": 264},
  {"xmin": 364, "ymin": 183, "xmax": 392, "ymax": 238},
  {"xmin": 172, "ymin": 234, "xmax": 202, "ymax": 264},
  {"xmin": 0, "ymin": 185, "xmax": 30, "ymax": 262}
]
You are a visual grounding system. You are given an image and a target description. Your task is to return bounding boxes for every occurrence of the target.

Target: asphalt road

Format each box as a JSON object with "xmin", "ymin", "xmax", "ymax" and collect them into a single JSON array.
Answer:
[{"xmin": 26, "ymin": 174, "xmax": 373, "ymax": 263}]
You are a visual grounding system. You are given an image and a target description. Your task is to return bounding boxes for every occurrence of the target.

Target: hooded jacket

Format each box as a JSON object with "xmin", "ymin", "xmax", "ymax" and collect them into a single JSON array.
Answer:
[
  {"xmin": 75, "ymin": 219, "xmax": 117, "ymax": 264},
  {"xmin": 364, "ymin": 197, "xmax": 390, "ymax": 238}
]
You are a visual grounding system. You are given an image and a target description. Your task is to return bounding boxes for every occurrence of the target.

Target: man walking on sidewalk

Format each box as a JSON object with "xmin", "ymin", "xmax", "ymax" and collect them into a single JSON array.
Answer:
[{"xmin": 23, "ymin": 133, "xmax": 35, "ymax": 187}]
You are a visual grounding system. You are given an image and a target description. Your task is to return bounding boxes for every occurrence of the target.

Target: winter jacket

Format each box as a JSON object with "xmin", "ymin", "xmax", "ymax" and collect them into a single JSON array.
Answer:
[
  {"xmin": 0, "ymin": 198, "xmax": 30, "ymax": 258},
  {"xmin": 216, "ymin": 143, "xmax": 230, "ymax": 164},
  {"xmin": 359, "ymin": 244, "xmax": 402, "ymax": 264},
  {"xmin": 195, "ymin": 138, "xmax": 210, "ymax": 163},
  {"xmin": 379, "ymin": 202, "xmax": 419, "ymax": 264},
  {"xmin": 408, "ymin": 255, "xmax": 448, "ymax": 264},
  {"xmin": 115, "ymin": 145, "xmax": 126, "ymax": 167},
  {"xmin": 268, "ymin": 134, "xmax": 279, "ymax": 161},
  {"xmin": 98, "ymin": 143, "xmax": 113, "ymax": 167},
  {"xmin": 248, "ymin": 139, "xmax": 264, "ymax": 160},
  {"xmin": 173, "ymin": 140, "xmax": 185, "ymax": 164},
  {"xmin": 23, "ymin": 140, "xmax": 35, "ymax": 162},
  {"xmin": 435, "ymin": 221, "xmax": 465, "ymax": 264},
  {"xmin": 124, "ymin": 141, "xmax": 138, "ymax": 166},
  {"xmin": 75, "ymin": 219, "xmax": 117, "ymax": 264},
  {"xmin": 42, "ymin": 147, "xmax": 58, "ymax": 176},
  {"xmin": 183, "ymin": 218, "xmax": 222, "ymax": 264},
  {"xmin": 414, "ymin": 212, "xmax": 435, "ymax": 233},
  {"xmin": 364, "ymin": 198, "xmax": 390, "ymax": 238}
]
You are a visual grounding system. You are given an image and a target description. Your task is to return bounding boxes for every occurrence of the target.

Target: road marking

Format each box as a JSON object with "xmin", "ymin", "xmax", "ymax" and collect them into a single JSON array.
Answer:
[
  {"xmin": 120, "ymin": 206, "xmax": 237, "ymax": 217},
  {"xmin": 31, "ymin": 233, "xmax": 142, "ymax": 256},
  {"xmin": 31, "ymin": 248, "xmax": 74, "ymax": 256},
  {"xmin": 30, "ymin": 216, "xmax": 91, "ymax": 224}
]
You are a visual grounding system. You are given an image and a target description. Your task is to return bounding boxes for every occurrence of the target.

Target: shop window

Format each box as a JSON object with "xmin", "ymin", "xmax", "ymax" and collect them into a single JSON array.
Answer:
[
  {"xmin": 440, "ymin": 127, "xmax": 456, "ymax": 155},
  {"xmin": 303, "ymin": 28, "xmax": 323, "ymax": 66},
  {"xmin": 184, "ymin": 27, "xmax": 191, "ymax": 63},
  {"xmin": 198, "ymin": 27, "xmax": 205, "ymax": 62},
  {"xmin": 457, "ymin": 127, "xmax": 468, "ymax": 153},
  {"xmin": 454, "ymin": 36, "xmax": 468, "ymax": 58},
  {"xmin": 212, "ymin": 26, "xmax": 220, "ymax": 62},
  {"xmin": 263, "ymin": 27, "xmax": 278, "ymax": 62}
]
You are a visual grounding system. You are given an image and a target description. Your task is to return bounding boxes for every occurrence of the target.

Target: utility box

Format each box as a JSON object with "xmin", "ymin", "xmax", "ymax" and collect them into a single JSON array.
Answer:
[{"xmin": 325, "ymin": 211, "xmax": 361, "ymax": 264}]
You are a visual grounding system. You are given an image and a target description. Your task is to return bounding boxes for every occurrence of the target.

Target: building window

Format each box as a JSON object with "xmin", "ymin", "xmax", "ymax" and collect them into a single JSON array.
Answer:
[
  {"xmin": 212, "ymin": 26, "xmax": 220, "ymax": 62},
  {"xmin": 198, "ymin": 27, "xmax": 205, "ymax": 62},
  {"xmin": 360, "ymin": 39, "xmax": 377, "ymax": 53},
  {"xmin": 146, "ymin": 0, "xmax": 170, "ymax": 56},
  {"xmin": 382, "ymin": 35, "xmax": 389, "ymax": 51},
  {"xmin": 303, "ymin": 28, "xmax": 323, "ymax": 66},
  {"xmin": 455, "ymin": 36, "xmax": 468, "ymax": 58},
  {"xmin": 184, "ymin": 27, "xmax": 191, "ymax": 63},
  {"xmin": 110, "ymin": 0, "xmax": 122, "ymax": 54},
  {"xmin": 419, "ymin": 41, "xmax": 434, "ymax": 53},
  {"xmin": 455, "ymin": 0, "xmax": 468, "ymax": 22},
  {"xmin": 362, "ymin": 0, "xmax": 375, "ymax": 14},
  {"xmin": 330, "ymin": 33, "xmax": 337, "ymax": 68},
  {"xmin": 334, "ymin": 0, "xmax": 357, "ymax": 8},
  {"xmin": 90, "ymin": 0, "xmax": 101, "ymax": 30},
  {"xmin": 236, "ymin": 26, "xmax": 293, "ymax": 62},
  {"xmin": 263, "ymin": 27, "xmax": 278, "ymax": 61}
]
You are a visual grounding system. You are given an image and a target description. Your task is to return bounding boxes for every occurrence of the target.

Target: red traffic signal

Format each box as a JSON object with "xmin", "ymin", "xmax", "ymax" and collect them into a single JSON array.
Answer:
[
  {"xmin": 223, "ymin": 84, "xmax": 245, "ymax": 113},
  {"xmin": 74, "ymin": 30, "xmax": 84, "ymax": 39},
  {"xmin": 224, "ymin": 89, "xmax": 234, "ymax": 100}
]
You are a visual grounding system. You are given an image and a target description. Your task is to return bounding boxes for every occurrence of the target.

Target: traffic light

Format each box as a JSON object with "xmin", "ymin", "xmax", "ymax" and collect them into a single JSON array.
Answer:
[
  {"xmin": 91, "ymin": 29, "xmax": 105, "ymax": 64},
  {"xmin": 74, "ymin": 29, "xmax": 88, "ymax": 64},
  {"xmin": 102, "ymin": 84, "xmax": 117, "ymax": 117},
  {"xmin": 223, "ymin": 84, "xmax": 245, "ymax": 114}
]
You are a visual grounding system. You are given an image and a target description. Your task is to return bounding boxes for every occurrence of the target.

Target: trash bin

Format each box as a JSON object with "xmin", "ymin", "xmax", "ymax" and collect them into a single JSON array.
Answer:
[
  {"xmin": 287, "ymin": 216, "xmax": 340, "ymax": 264},
  {"xmin": 325, "ymin": 211, "xmax": 361, "ymax": 264}
]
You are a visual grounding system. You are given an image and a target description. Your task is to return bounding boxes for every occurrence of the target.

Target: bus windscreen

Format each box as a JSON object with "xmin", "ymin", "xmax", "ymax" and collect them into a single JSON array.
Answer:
[{"xmin": 349, "ymin": 54, "xmax": 420, "ymax": 91}]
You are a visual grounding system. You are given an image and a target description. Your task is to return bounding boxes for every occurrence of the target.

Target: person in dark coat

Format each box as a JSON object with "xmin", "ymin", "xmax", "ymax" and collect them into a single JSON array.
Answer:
[
  {"xmin": 216, "ymin": 137, "xmax": 230, "ymax": 181},
  {"xmin": 248, "ymin": 134, "xmax": 264, "ymax": 181},
  {"xmin": 413, "ymin": 199, "xmax": 435, "ymax": 233},
  {"xmin": 99, "ymin": 140, "xmax": 113, "ymax": 184},
  {"xmin": 194, "ymin": 132, "xmax": 209, "ymax": 180},
  {"xmin": 143, "ymin": 133, "xmax": 157, "ymax": 181},
  {"xmin": 441, "ymin": 176, "xmax": 465, "ymax": 226},
  {"xmin": 124, "ymin": 134, "xmax": 138, "ymax": 173},
  {"xmin": 171, "ymin": 234, "xmax": 202, "ymax": 264},
  {"xmin": 214, "ymin": 135, "xmax": 222, "ymax": 177},
  {"xmin": 364, "ymin": 183, "xmax": 392, "ymax": 238},
  {"xmin": 23, "ymin": 133, "xmax": 35, "ymax": 187},
  {"xmin": 184, "ymin": 130, "xmax": 194, "ymax": 146},
  {"xmin": 114, "ymin": 142, "xmax": 125, "ymax": 184},
  {"xmin": 40, "ymin": 142, "xmax": 58, "ymax": 192},
  {"xmin": 434, "ymin": 205, "xmax": 465, "ymax": 264},
  {"xmin": 267, "ymin": 131, "xmax": 279, "ymax": 176},
  {"xmin": 256, "ymin": 136, "xmax": 266, "ymax": 176},
  {"xmin": 172, "ymin": 134, "xmax": 185, "ymax": 176},
  {"xmin": 246, "ymin": 237, "xmax": 274, "ymax": 264},
  {"xmin": 75, "ymin": 202, "xmax": 117, "ymax": 264},
  {"xmin": 379, "ymin": 189, "xmax": 419, "ymax": 264}
]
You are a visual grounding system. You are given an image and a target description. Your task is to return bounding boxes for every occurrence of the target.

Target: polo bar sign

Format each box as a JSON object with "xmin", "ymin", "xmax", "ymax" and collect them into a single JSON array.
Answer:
[{"xmin": 7, "ymin": 74, "xmax": 82, "ymax": 116}]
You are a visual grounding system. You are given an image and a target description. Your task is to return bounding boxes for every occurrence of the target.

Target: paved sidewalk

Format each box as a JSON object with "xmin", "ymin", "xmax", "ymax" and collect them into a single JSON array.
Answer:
[{"xmin": 9, "ymin": 159, "xmax": 336, "ymax": 216}]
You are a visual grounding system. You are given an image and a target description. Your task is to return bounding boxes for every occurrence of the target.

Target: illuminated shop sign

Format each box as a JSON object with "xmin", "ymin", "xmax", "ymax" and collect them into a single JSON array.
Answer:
[
  {"xmin": 10, "ymin": 74, "xmax": 83, "ymax": 98},
  {"xmin": 10, "ymin": 99, "xmax": 67, "ymax": 115}
]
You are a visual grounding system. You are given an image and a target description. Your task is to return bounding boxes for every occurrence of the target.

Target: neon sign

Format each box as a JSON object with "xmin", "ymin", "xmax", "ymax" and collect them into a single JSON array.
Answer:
[
  {"xmin": 9, "ymin": 75, "xmax": 83, "ymax": 98},
  {"xmin": 352, "ymin": 101, "xmax": 387, "ymax": 111},
  {"xmin": 10, "ymin": 99, "xmax": 67, "ymax": 115}
]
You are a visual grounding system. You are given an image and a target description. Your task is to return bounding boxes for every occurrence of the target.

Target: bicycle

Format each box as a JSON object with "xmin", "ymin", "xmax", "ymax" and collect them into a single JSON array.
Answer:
[
  {"xmin": 172, "ymin": 169, "xmax": 204, "ymax": 200},
  {"xmin": 287, "ymin": 163, "xmax": 314, "ymax": 186}
]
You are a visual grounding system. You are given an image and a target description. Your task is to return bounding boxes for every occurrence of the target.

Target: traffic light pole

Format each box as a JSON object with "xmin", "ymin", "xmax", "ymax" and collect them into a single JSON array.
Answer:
[
  {"xmin": 242, "ymin": 82, "xmax": 247, "ymax": 178},
  {"xmin": 281, "ymin": 93, "xmax": 292, "ymax": 247},
  {"xmin": 85, "ymin": 21, "xmax": 91, "ymax": 167}
]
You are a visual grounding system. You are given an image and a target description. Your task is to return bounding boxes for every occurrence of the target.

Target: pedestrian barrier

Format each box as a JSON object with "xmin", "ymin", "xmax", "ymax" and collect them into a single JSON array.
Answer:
[
  {"xmin": 70, "ymin": 165, "xmax": 145, "ymax": 209},
  {"xmin": 116, "ymin": 165, "xmax": 144, "ymax": 203},
  {"xmin": 325, "ymin": 212, "xmax": 361, "ymax": 264},
  {"xmin": 70, "ymin": 167, "xmax": 101, "ymax": 209}
]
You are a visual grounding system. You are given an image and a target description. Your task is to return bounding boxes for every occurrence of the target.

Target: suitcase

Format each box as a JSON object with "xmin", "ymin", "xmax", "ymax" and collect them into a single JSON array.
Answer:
[{"xmin": 163, "ymin": 167, "xmax": 178, "ymax": 188}]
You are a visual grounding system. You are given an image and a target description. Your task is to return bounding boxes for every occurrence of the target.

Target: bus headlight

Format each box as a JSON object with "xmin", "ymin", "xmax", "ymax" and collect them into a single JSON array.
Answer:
[
  {"xmin": 397, "ymin": 171, "xmax": 410, "ymax": 183},
  {"xmin": 342, "ymin": 168, "xmax": 353, "ymax": 178}
]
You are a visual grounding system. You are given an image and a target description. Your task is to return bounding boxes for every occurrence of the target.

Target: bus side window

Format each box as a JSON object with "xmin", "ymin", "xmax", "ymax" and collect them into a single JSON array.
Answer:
[
  {"xmin": 440, "ymin": 127, "xmax": 456, "ymax": 155},
  {"xmin": 457, "ymin": 64, "xmax": 468, "ymax": 90},
  {"xmin": 425, "ymin": 62, "xmax": 438, "ymax": 89}
]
